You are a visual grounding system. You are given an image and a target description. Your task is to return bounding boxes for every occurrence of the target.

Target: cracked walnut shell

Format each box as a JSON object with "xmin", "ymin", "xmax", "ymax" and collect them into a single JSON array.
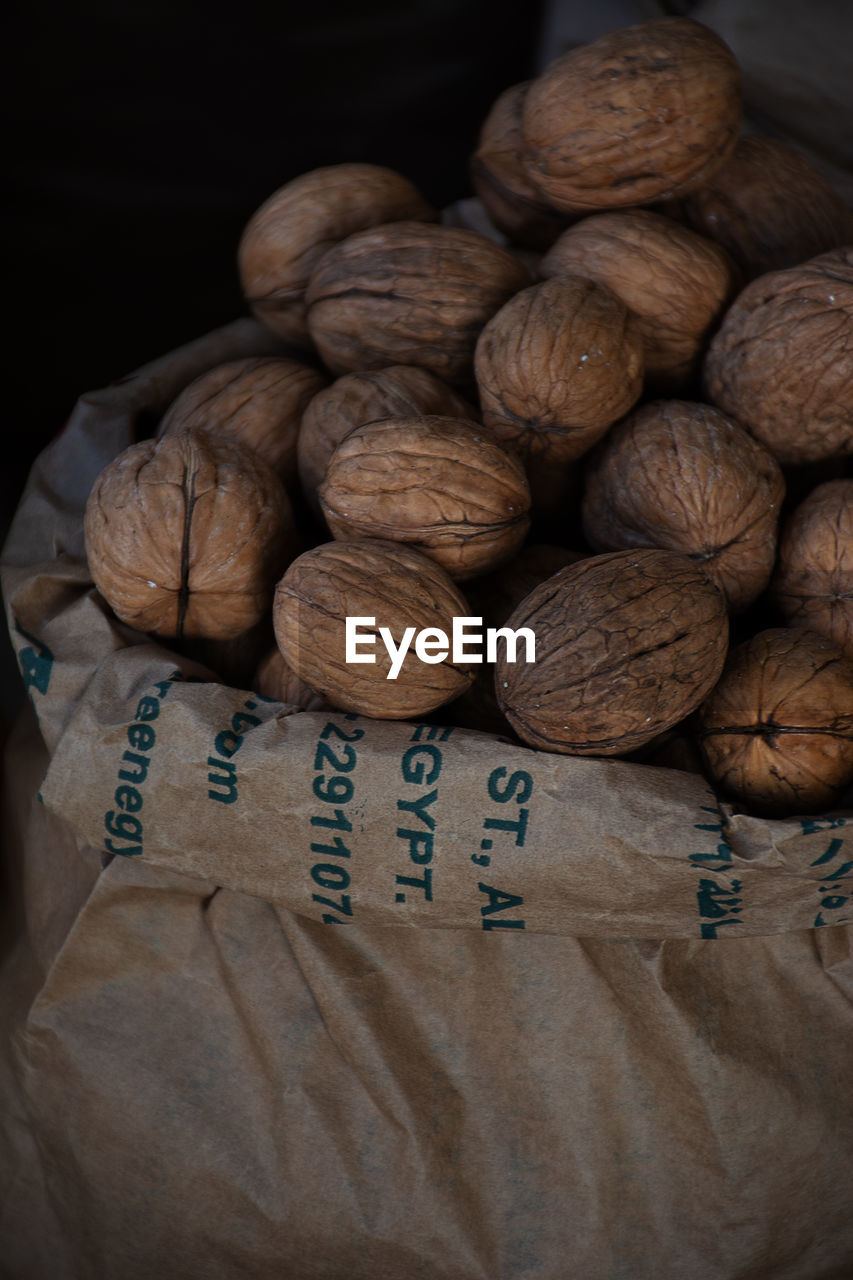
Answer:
[
  {"xmin": 158, "ymin": 356, "xmax": 327, "ymax": 494},
  {"xmin": 84, "ymin": 430, "xmax": 295, "ymax": 641},
  {"xmin": 696, "ymin": 628, "xmax": 853, "ymax": 816},
  {"xmin": 495, "ymin": 548, "xmax": 729, "ymax": 755},
  {"xmin": 521, "ymin": 17, "xmax": 741, "ymax": 212},
  {"xmin": 581, "ymin": 400, "xmax": 785, "ymax": 613},
  {"xmin": 273, "ymin": 539, "xmax": 475, "ymax": 718},
  {"xmin": 318, "ymin": 415, "xmax": 531, "ymax": 580}
]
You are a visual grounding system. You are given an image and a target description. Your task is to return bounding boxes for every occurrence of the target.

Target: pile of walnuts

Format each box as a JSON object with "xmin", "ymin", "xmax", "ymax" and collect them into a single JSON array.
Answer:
[{"xmin": 84, "ymin": 16, "xmax": 853, "ymax": 818}]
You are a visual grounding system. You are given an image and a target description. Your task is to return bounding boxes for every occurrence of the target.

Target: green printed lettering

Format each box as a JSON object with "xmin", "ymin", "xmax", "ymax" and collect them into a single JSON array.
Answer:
[
  {"xmin": 396, "ymin": 788, "xmax": 438, "ymax": 830},
  {"xmin": 153, "ymin": 678, "xmax": 174, "ymax": 697},
  {"xmin": 396, "ymin": 828, "xmax": 434, "ymax": 864},
  {"xmin": 114, "ymin": 784, "xmax": 142, "ymax": 813},
  {"xmin": 409, "ymin": 724, "xmax": 453, "ymax": 742},
  {"xmin": 232, "ymin": 709, "xmax": 262, "ymax": 733},
  {"xmin": 310, "ymin": 837, "xmax": 351, "ymax": 859},
  {"xmin": 135, "ymin": 696, "xmax": 160, "ymax": 722},
  {"xmin": 207, "ymin": 756, "xmax": 238, "ymax": 804},
  {"xmin": 118, "ymin": 750, "xmax": 151, "ymax": 784},
  {"xmin": 810, "ymin": 838, "xmax": 845, "ymax": 867},
  {"xmin": 311, "ymin": 863, "xmax": 350, "ymax": 891},
  {"xmin": 214, "ymin": 729, "xmax": 241, "ymax": 758},
  {"xmin": 104, "ymin": 837, "xmax": 142, "ymax": 857},
  {"xmin": 105, "ymin": 810, "xmax": 143, "ymax": 843},
  {"xmin": 127, "ymin": 722, "xmax": 156, "ymax": 752},
  {"xmin": 482, "ymin": 917, "xmax": 526, "ymax": 931},
  {"xmin": 487, "ymin": 767, "xmax": 533, "ymax": 805},
  {"xmin": 14, "ymin": 623, "xmax": 54, "ymax": 695},
  {"xmin": 478, "ymin": 882, "xmax": 525, "ymax": 917},
  {"xmin": 314, "ymin": 739, "xmax": 357, "ymax": 773},
  {"xmin": 401, "ymin": 743, "xmax": 442, "ymax": 785},
  {"xmin": 394, "ymin": 869, "xmax": 433, "ymax": 902},
  {"xmin": 483, "ymin": 809, "xmax": 529, "ymax": 846}
]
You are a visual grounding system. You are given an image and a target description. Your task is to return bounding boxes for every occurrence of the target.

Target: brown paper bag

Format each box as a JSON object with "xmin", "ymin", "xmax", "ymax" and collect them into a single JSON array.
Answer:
[{"xmin": 2, "ymin": 319, "xmax": 853, "ymax": 1277}]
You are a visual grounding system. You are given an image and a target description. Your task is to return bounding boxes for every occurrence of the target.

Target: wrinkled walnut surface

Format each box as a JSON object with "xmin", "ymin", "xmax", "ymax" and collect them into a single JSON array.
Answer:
[
  {"xmin": 238, "ymin": 163, "xmax": 435, "ymax": 345},
  {"xmin": 541, "ymin": 209, "xmax": 737, "ymax": 391},
  {"xmin": 475, "ymin": 277, "xmax": 644, "ymax": 462},
  {"xmin": 772, "ymin": 479, "xmax": 853, "ymax": 658},
  {"xmin": 84, "ymin": 430, "xmax": 294, "ymax": 641},
  {"xmin": 297, "ymin": 365, "xmax": 475, "ymax": 516},
  {"xmin": 319, "ymin": 416, "xmax": 531, "ymax": 581},
  {"xmin": 521, "ymin": 17, "xmax": 741, "ymax": 212},
  {"xmin": 703, "ymin": 248, "xmax": 853, "ymax": 465},
  {"xmin": 470, "ymin": 81, "xmax": 579, "ymax": 249},
  {"xmin": 665, "ymin": 135, "xmax": 853, "ymax": 280},
  {"xmin": 495, "ymin": 548, "xmax": 729, "ymax": 755},
  {"xmin": 273, "ymin": 538, "xmax": 475, "ymax": 718},
  {"xmin": 581, "ymin": 400, "xmax": 785, "ymax": 612},
  {"xmin": 159, "ymin": 356, "xmax": 327, "ymax": 486},
  {"xmin": 305, "ymin": 221, "xmax": 530, "ymax": 383},
  {"xmin": 697, "ymin": 627, "xmax": 853, "ymax": 815}
]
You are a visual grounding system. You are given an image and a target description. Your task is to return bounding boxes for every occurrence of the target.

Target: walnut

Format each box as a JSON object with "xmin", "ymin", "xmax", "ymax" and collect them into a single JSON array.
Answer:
[
  {"xmin": 474, "ymin": 277, "xmax": 644, "ymax": 463},
  {"xmin": 238, "ymin": 164, "xmax": 435, "ymax": 346},
  {"xmin": 84, "ymin": 430, "xmax": 295, "ymax": 641},
  {"xmin": 581, "ymin": 400, "xmax": 785, "ymax": 613},
  {"xmin": 318, "ymin": 416, "xmax": 531, "ymax": 581},
  {"xmin": 158, "ymin": 356, "xmax": 327, "ymax": 500},
  {"xmin": 703, "ymin": 248, "xmax": 853, "ymax": 465},
  {"xmin": 466, "ymin": 543, "xmax": 586, "ymax": 631},
  {"xmin": 470, "ymin": 82, "xmax": 579, "ymax": 249},
  {"xmin": 297, "ymin": 365, "xmax": 475, "ymax": 517},
  {"xmin": 253, "ymin": 646, "xmax": 330, "ymax": 711},
  {"xmin": 494, "ymin": 548, "xmax": 729, "ymax": 755},
  {"xmin": 450, "ymin": 544, "xmax": 584, "ymax": 737},
  {"xmin": 665, "ymin": 135, "xmax": 853, "ymax": 281},
  {"xmin": 521, "ymin": 17, "xmax": 741, "ymax": 213},
  {"xmin": 272, "ymin": 539, "xmax": 475, "ymax": 718},
  {"xmin": 540, "ymin": 210, "xmax": 738, "ymax": 392},
  {"xmin": 696, "ymin": 628, "xmax": 853, "ymax": 816},
  {"xmin": 771, "ymin": 479, "xmax": 853, "ymax": 658},
  {"xmin": 305, "ymin": 221, "xmax": 530, "ymax": 384}
]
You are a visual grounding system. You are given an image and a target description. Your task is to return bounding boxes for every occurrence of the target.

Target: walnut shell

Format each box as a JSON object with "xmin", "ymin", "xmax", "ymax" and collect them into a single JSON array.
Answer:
[
  {"xmin": 494, "ymin": 548, "xmax": 729, "ymax": 755},
  {"xmin": 305, "ymin": 221, "xmax": 530, "ymax": 384},
  {"xmin": 238, "ymin": 164, "xmax": 435, "ymax": 346},
  {"xmin": 581, "ymin": 400, "xmax": 785, "ymax": 613},
  {"xmin": 474, "ymin": 277, "xmax": 645, "ymax": 463},
  {"xmin": 273, "ymin": 539, "xmax": 475, "ymax": 718},
  {"xmin": 450, "ymin": 544, "xmax": 584, "ymax": 738},
  {"xmin": 540, "ymin": 210, "xmax": 738, "ymax": 391},
  {"xmin": 470, "ymin": 82, "xmax": 579, "ymax": 250},
  {"xmin": 521, "ymin": 18, "xmax": 741, "ymax": 213},
  {"xmin": 318, "ymin": 416, "xmax": 531, "ymax": 581},
  {"xmin": 297, "ymin": 365, "xmax": 475, "ymax": 517},
  {"xmin": 159, "ymin": 356, "xmax": 327, "ymax": 495},
  {"xmin": 253, "ymin": 646, "xmax": 330, "ymax": 711},
  {"xmin": 84, "ymin": 430, "xmax": 295, "ymax": 641},
  {"xmin": 696, "ymin": 628, "xmax": 853, "ymax": 815},
  {"xmin": 703, "ymin": 248, "xmax": 853, "ymax": 465},
  {"xmin": 467, "ymin": 543, "xmax": 587, "ymax": 630},
  {"xmin": 665, "ymin": 135, "xmax": 853, "ymax": 281},
  {"xmin": 771, "ymin": 479, "xmax": 853, "ymax": 658}
]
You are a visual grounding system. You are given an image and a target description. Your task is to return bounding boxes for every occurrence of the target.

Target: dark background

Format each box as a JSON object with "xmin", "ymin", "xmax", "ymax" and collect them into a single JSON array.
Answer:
[{"xmin": 1, "ymin": 0, "xmax": 546, "ymax": 728}]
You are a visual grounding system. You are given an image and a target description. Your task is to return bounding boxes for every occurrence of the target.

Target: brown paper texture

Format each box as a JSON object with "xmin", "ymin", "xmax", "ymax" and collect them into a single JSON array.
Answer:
[{"xmin": 3, "ymin": 320, "xmax": 853, "ymax": 1277}]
